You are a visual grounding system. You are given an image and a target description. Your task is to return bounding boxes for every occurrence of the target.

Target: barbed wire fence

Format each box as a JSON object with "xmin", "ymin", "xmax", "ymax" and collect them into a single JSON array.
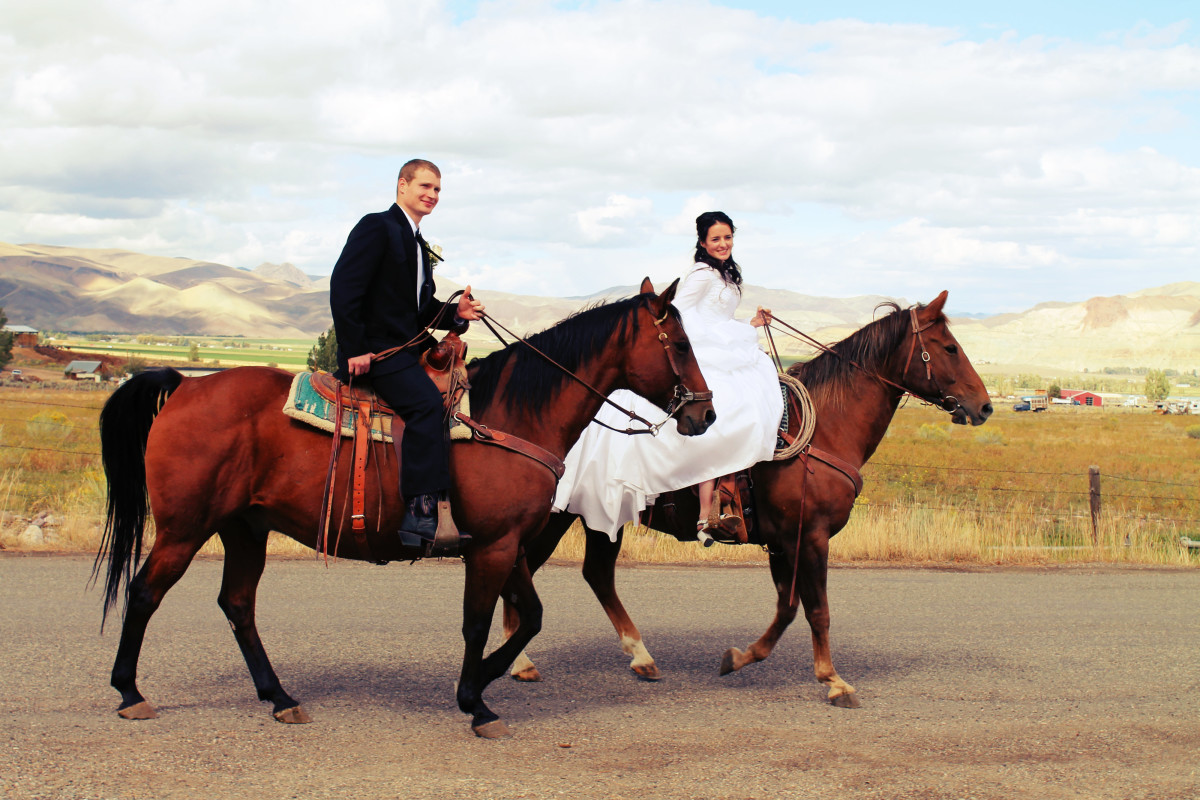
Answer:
[{"xmin": 1, "ymin": 396, "xmax": 1198, "ymax": 549}]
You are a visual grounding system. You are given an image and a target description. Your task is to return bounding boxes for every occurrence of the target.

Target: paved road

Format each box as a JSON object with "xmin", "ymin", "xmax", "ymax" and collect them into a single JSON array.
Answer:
[{"xmin": 2, "ymin": 554, "xmax": 1197, "ymax": 800}]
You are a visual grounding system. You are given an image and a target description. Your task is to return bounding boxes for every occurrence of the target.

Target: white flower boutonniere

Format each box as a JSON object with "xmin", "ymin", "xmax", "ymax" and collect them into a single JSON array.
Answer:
[{"xmin": 422, "ymin": 240, "xmax": 444, "ymax": 269}]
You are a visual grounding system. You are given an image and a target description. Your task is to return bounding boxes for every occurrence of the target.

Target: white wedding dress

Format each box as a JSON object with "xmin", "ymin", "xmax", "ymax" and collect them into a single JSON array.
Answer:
[{"xmin": 553, "ymin": 265, "xmax": 784, "ymax": 538}]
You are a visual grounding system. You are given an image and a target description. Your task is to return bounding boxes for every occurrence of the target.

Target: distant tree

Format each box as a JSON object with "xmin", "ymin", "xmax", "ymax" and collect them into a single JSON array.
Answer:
[
  {"xmin": 308, "ymin": 327, "xmax": 338, "ymax": 373},
  {"xmin": 1144, "ymin": 369, "xmax": 1171, "ymax": 403},
  {"xmin": 1047, "ymin": 383, "xmax": 1062, "ymax": 399},
  {"xmin": 187, "ymin": 343, "xmax": 200, "ymax": 362},
  {"xmin": 126, "ymin": 354, "xmax": 149, "ymax": 376},
  {"xmin": 0, "ymin": 307, "xmax": 12, "ymax": 370}
]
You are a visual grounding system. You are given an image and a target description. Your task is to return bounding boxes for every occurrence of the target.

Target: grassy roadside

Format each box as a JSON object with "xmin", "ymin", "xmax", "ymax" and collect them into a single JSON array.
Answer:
[{"xmin": 1, "ymin": 385, "xmax": 1197, "ymax": 567}]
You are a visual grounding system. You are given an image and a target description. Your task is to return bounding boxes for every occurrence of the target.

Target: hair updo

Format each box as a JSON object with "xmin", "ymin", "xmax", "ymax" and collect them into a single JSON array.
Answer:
[{"xmin": 693, "ymin": 210, "xmax": 742, "ymax": 287}]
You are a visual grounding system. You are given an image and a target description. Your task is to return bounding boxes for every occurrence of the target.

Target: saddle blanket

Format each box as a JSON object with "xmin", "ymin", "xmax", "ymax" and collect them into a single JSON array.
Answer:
[{"xmin": 282, "ymin": 371, "xmax": 471, "ymax": 443}]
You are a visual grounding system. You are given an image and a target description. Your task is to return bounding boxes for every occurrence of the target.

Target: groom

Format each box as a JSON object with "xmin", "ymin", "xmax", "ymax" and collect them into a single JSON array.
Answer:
[{"xmin": 329, "ymin": 158, "xmax": 484, "ymax": 544}]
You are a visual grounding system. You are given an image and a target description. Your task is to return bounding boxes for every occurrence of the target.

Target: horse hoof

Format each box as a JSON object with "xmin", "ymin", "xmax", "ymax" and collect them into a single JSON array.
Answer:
[
  {"xmin": 718, "ymin": 648, "xmax": 740, "ymax": 676},
  {"xmin": 632, "ymin": 663, "xmax": 662, "ymax": 681},
  {"xmin": 511, "ymin": 666, "xmax": 542, "ymax": 682},
  {"xmin": 472, "ymin": 719, "xmax": 513, "ymax": 739},
  {"xmin": 274, "ymin": 705, "xmax": 313, "ymax": 724},
  {"xmin": 117, "ymin": 701, "xmax": 158, "ymax": 720},
  {"xmin": 830, "ymin": 693, "xmax": 860, "ymax": 709}
]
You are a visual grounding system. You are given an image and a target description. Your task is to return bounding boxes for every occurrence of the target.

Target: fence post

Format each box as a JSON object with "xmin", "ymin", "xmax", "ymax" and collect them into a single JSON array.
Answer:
[{"xmin": 1088, "ymin": 465, "xmax": 1101, "ymax": 545}]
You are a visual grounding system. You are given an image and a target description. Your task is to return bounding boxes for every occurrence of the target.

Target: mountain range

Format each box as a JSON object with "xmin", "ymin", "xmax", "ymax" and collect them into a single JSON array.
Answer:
[{"xmin": 2, "ymin": 242, "xmax": 1198, "ymax": 372}]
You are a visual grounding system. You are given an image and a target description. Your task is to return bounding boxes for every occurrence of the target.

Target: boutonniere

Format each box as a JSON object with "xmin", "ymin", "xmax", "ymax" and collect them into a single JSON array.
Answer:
[{"xmin": 421, "ymin": 240, "xmax": 444, "ymax": 269}]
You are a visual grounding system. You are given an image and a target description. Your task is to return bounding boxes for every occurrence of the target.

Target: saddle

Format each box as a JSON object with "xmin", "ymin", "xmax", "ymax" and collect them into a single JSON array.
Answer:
[
  {"xmin": 291, "ymin": 332, "xmax": 566, "ymax": 563},
  {"xmin": 306, "ymin": 332, "xmax": 471, "ymax": 435},
  {"xmin": 301, "ymin": 333, "xmax": 472, "ymax": 562}
]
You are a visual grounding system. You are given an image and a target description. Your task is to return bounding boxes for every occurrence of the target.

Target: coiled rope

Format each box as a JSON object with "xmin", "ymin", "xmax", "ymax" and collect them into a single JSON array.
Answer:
[{"xmin": 774, "ymin": 371, "xmax": 815, "ymax": 461}]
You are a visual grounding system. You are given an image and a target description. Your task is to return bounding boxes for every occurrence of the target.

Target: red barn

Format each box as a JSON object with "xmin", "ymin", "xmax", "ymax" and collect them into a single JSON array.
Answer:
[{"xmin": 1060, "ymin": 390, "xmax": 1103, "ymax": 407}]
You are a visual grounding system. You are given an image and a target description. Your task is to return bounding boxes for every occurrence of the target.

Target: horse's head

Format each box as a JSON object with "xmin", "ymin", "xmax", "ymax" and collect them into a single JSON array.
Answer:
[
  {"xmin": 626, "ymin": 277, "xmax": 716, "ymax": 436},
  {"xmin": 900, "ymin": 291, "xmax": 993, "ymax": 426}
]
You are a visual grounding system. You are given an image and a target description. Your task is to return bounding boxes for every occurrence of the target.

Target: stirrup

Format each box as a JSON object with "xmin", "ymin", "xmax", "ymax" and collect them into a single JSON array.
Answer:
[
  {"xmin": 398, "ymin": 498, "xmax": 469, "ymax": 557},
  {"xmin": 430, "ymin": 499, "xmax": 462, "ymax": 556},
  {"xmin": 696, "ymin": 521, "xmax": 715, "ymax": 548}
]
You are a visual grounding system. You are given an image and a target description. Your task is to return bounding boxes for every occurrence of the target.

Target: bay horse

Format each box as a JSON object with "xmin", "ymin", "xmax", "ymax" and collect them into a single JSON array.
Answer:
[
  {"xmin": 503, "ymin": 290, "xmax": 992, "ymax": 707},
  {"xmin": 95, "ymin": 278, "xmax": 715, "ymax": 738}
]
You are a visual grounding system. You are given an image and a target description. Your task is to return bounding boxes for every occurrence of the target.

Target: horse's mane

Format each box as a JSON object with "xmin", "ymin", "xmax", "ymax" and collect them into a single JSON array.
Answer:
[
  {"xmin": 787, "ymin": 301, "xmax": 945, "ymax": 410},
  {"xmin": 468, "ymin": 294, "xmax": 669, "ymax": 417}
]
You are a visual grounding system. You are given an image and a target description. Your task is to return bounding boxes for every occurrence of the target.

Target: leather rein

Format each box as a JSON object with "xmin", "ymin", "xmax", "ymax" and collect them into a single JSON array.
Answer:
[
  {"xmin": 761, "ymin": 307, "xmax": 962, "ymax": 500},
  {"xmin": 364, "ymin": 290, "xmax": 711, "ymax": 472},
  {"xmin": 474, "ymin": 297, "xmax": 713, "ymax": 436},
  {"xmin": 763, "ymin": 308, "xmax": 966, "ymax": 418}
]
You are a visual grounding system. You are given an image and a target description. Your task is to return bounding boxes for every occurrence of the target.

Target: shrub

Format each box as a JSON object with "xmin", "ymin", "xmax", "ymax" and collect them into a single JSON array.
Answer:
[
  {"xmin": 1187, "ymin": 425, "xmax": 1200, "ymax": 440},
  {"xmin": 917, "ymin": 423, "xmax": 951, "ymax": 441},
  {"xmin": 27, "ymin": 410, "xmax": 71, "ymax": 441},
  {"xmin": 974, "ymin": 429, "xmax": 1006, "ymax": 446}
]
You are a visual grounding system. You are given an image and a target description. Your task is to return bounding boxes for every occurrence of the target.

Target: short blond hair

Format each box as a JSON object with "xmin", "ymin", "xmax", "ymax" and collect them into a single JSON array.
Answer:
[{"xmin": 398, "ymin": 159, "xmax": 440, "ymax": 182}]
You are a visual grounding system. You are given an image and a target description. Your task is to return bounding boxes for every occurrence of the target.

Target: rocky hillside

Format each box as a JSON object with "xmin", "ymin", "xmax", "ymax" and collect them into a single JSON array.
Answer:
[
  {"xmin": 2, "ymin": 242, "xmax": 1198, "ymax": 371},
  {"xmin": 0, "ymin": 242, "xmax": 329, "ymax": 338}
]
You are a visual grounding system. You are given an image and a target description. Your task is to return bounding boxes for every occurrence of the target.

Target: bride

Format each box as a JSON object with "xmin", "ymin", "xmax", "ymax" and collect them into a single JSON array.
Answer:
[{"xmin": 553, "ymin": 211, "xmax": 784, "ymax": 541}]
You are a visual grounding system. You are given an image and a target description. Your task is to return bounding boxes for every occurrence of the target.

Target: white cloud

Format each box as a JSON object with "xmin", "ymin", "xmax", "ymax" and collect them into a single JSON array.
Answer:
[{"xmin": 1, "ymin": 0, "xmax": 1198, "ymax": 312}]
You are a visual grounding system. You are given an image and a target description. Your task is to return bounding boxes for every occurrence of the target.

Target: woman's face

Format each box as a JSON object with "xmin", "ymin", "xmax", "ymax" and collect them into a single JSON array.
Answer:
[{"xmin": 702, "ymin": 223, "xmax": 733, "ymax": 262}]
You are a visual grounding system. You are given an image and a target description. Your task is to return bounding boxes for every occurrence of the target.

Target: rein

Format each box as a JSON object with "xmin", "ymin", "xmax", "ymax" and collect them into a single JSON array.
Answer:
[
  {"xmin": 474, "ymin": 299, "xmax": 712, "ymax": 436},
  {"xmin": 763, "ymin": 311, "xmax": 964, "ymax": 418}
]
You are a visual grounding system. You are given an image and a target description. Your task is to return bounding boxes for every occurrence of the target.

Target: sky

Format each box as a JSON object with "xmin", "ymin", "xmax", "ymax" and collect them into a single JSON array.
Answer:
[{"xmin": 1, "ymin": 0, "xmax": 1198, "ymax": 314}]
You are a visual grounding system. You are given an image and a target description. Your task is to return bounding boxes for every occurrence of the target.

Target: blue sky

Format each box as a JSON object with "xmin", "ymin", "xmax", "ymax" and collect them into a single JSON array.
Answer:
[{"xmin": 2, "ymin": 0, "xmax": 1197, "ymax": 314}]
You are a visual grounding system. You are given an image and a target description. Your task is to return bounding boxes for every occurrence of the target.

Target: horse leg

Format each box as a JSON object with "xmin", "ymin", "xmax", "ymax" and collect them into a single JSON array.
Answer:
[
  {"xmin": 110, "ymin": 532, "xmax": 209, "ymax": 720},
  {"xmin": 718, "ymin": 546, "xmax": 800, "ymax": 678},
  {"xmin": 719, "ymin": 526, "xmax": 858, "ymax": 707},
  {"xmin": 481, "ymin": 557, "xmax": 543, "ymax": 687},
  {"xmin": 456, "ymin": 536, "xmax": 529, "ymax": 738},
  {"xmin": 793, "ymin": 530, "xmax": 859, "ymax": 708},
  {"xmin": 580, "ymin": 526, "xmax": 660, "ymax": 680},
  {"xmin": 504, "ymin": 512, "xmax": 575, "ymax": 682},
  {"xmin": 216, "ymin": 525, "xmax": 310, "ymax": 723}
]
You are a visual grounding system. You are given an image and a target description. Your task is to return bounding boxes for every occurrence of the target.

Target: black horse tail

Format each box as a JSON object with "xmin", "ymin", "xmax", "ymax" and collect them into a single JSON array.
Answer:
[{"xmin": 92, "ymin": 368, "xmax": 184, "ymax": 626}]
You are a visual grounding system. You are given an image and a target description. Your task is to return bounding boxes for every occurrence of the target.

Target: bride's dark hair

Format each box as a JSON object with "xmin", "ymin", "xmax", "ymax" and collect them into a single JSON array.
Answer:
[{"xmin": 693, "ymin": 210, "xmax": 742, "ymax": 287}]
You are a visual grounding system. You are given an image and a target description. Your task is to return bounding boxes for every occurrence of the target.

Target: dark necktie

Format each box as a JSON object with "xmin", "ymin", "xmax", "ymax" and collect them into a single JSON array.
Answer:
[{"xmin": 415, "ymin": 230, "xmax": 433, "ymax": 310}]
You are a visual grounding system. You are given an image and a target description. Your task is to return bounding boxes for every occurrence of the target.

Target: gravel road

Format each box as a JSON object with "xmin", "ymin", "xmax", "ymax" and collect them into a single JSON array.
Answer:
[{"xmin": 1, "ymin": 554, "xmax": 1197, "ymax": 800}]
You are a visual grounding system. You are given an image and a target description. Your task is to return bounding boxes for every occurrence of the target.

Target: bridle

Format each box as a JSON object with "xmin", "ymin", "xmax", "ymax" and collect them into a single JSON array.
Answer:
[
  {"xmin": 899, "ymin": 307, "xmax": 964, "ymax": 417},
  {"xmin": 763, "ymin": 306, "xmax": 965, "ymax": 419},
  {"xmin": 473, "ymin": 294, "xmax": 713, "ymax": 436}
]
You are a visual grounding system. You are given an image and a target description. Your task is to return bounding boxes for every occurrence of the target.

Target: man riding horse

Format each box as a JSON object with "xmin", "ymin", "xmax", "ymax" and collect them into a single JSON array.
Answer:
[{"xmin": 329, "ymin": 158, "xmax": 485, "ymax": 549}]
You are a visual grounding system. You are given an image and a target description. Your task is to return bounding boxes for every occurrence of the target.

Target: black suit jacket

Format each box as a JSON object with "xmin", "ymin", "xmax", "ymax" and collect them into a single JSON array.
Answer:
[{"xmin": 329, "ymin": 204, "xmax": 464, "ymax": 379}]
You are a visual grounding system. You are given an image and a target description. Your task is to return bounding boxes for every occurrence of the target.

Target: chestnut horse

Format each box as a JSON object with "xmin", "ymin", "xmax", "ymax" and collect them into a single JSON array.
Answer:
[
  {"xmin": 503, "ymin": 291, "xmax": 992, "ymax": 707},
  {"xmin": 95, "ymin": 279, "xmax": 715, "ymax": 737}
]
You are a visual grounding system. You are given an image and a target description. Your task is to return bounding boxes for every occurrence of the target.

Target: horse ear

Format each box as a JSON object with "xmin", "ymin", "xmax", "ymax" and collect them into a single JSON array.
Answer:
[
  {"xmin": 650, "ymin": 278, "xmax": 680, "ymax": 319},
  {"xmin": 640, "ymin": 277, "xmax": 655, "ymax": 295},
  {"xmin": 660, "ymin": 278, "xmax": 679, "ymax": 306},
  {"xmin": 924, "ymin": 290, "xmax": 949, "ymax": 318}
]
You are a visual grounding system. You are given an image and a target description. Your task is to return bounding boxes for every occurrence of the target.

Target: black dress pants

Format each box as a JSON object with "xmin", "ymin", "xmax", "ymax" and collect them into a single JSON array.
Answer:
[{"xmin": 368, "ymin": 363, "xmax": 449, "ymax": 498}]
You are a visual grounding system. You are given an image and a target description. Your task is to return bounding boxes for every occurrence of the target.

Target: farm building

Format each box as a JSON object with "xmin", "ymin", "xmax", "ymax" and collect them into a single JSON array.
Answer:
[
  {"xmin": 64, "ymin": 360, "xmax": 104, "ymax": 381},
  {"xmin": 2, "ymin": 324, "xmax": 39, "ymax": 347},
  {"xmin": 1060, "ymin": 390, "xmax": 1103, "ymax": 407}
]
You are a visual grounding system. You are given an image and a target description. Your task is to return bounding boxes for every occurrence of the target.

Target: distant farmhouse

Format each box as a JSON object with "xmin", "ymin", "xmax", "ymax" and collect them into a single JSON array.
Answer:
[
  {"xmin": 2, "ymin": 324, "xmax": 38, "ymax": 346},
  {"xmin": 64, "ymin": 360, "xmax": 104, "ymax": 381}
]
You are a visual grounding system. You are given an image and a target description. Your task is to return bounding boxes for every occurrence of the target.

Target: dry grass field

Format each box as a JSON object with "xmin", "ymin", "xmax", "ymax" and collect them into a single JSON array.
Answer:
[{"xmin": 1, "ymin": 383, "xmax": 1197, "ymax": 567}]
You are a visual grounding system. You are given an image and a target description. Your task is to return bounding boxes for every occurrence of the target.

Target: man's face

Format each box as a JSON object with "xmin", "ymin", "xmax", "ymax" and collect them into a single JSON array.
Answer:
[{"xmin": 396, "ymin": 168, "xmax": 441, "ymax": 223}]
